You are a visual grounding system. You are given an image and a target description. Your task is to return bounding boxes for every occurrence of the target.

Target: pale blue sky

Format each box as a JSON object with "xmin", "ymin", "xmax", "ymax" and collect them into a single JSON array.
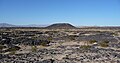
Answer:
[{"xmin": 0, "ymin": 0, "xmax": 120, "ymax": 26}]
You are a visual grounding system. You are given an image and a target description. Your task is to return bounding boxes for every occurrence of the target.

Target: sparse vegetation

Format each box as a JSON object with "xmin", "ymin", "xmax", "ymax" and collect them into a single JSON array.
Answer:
[
  {"xmin": 9, "ymin": 51, "xmax": 16, "ymax": 55},
  {"xmin": 80, "ymin": 45, "xmax": 91, "ymax": 49},
  {"xmin": 99, "ymin": 40, "xmax": 109, "ymax": 47},
  {"xmin": 0, "ymin": 45, "xmax": 6, "ymax": 50},
  {"xmin": 69, "ymin": 35, "xmax": 76, "ymax": 40},
  {"xmin": 6, "ymin": 46, "xmax": 21, "ymax": 52},
  {"xmin": 59, "ymin": 42, "xmax": 64, "ymax": 45},
  {"xmin": 48, "ymin": 37, "xmax": 53, "ymax": 41},
  {"xmin": 89, "ymin": 40, "xmax": 97, "ymax": 44},
  {"xmin": 40, "ymin": 42, "xmax": 49, "ymax": 46},
  {"xmin": 31, "ymin": 46, "xmax": 37, "ymax": 52},
  {"xmin": 112, "ymin": 33, "xmax": 119, "ymax": 36},
  {"xmin": 0, "ymin": 25, "xmax": 120, "ymax": 63}
]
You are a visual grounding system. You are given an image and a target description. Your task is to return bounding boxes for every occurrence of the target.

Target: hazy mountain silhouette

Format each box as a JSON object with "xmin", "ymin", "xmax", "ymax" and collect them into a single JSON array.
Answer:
[
  {"xmin": 0, "ymin": 23, "xmax": 16, "ymax": 27},
  {"xmin": 0, "ymin": 23, "xmax": 48, "ymax": 27}
]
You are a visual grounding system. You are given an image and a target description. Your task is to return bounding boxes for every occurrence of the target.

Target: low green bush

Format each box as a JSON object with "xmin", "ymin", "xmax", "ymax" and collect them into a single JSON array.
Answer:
[
  {"xmin": 0, "ymin": 45, "xmax": 6, "ymax": 50},
  {"xmin": 89, "ymin": 40, "xmax": 97, "ymax": 44},
  {"xmin": 6, "ymin": 46, "xmax": 21, "ymax": 52},
  {"xmin": 31, "ymin": 46, "xmax": 37, "ymax": 52},
  {"xmin": 112, "ymin": 33, "xmax": 118, "ymax": 36},
  {"xmin": 80, "ymin": 45, "xmax": 91, "ymax": 49},
  {"xmin": 40, "ymin": 42, "xmax": 48, "ymax": 46},
  {"xmin": 9, "ymin": 51, "xmax": 16, "ymax": 55},
  {"xmin": 99, "ymin": 40, "xmax": 109, "ymax": 47}
]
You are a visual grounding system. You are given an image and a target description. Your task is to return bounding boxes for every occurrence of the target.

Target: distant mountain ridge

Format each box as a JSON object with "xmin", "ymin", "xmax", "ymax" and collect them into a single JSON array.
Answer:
[
  {"xmin": 0, "ymin": 23, "xmax": 48, "ymax": 27},
  {"xmin": 0, "ymin": 23, "xmax": 16, "ymax": 27},
  {"xmin": 19, "ymin": 24, "xmax": 48, "ymax": 27}
]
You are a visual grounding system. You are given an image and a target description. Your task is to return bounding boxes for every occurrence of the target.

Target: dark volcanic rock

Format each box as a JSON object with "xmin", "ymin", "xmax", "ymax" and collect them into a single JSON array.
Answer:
[{"xmin": 46, "ymin": 23, "xmax": 76, "ymax": 29}]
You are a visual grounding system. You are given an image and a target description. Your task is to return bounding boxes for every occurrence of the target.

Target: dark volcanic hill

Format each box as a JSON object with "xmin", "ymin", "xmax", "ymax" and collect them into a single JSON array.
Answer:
[{"xmin": 46, "ymin": 23, "xmax": 76, "ymax": 29}]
